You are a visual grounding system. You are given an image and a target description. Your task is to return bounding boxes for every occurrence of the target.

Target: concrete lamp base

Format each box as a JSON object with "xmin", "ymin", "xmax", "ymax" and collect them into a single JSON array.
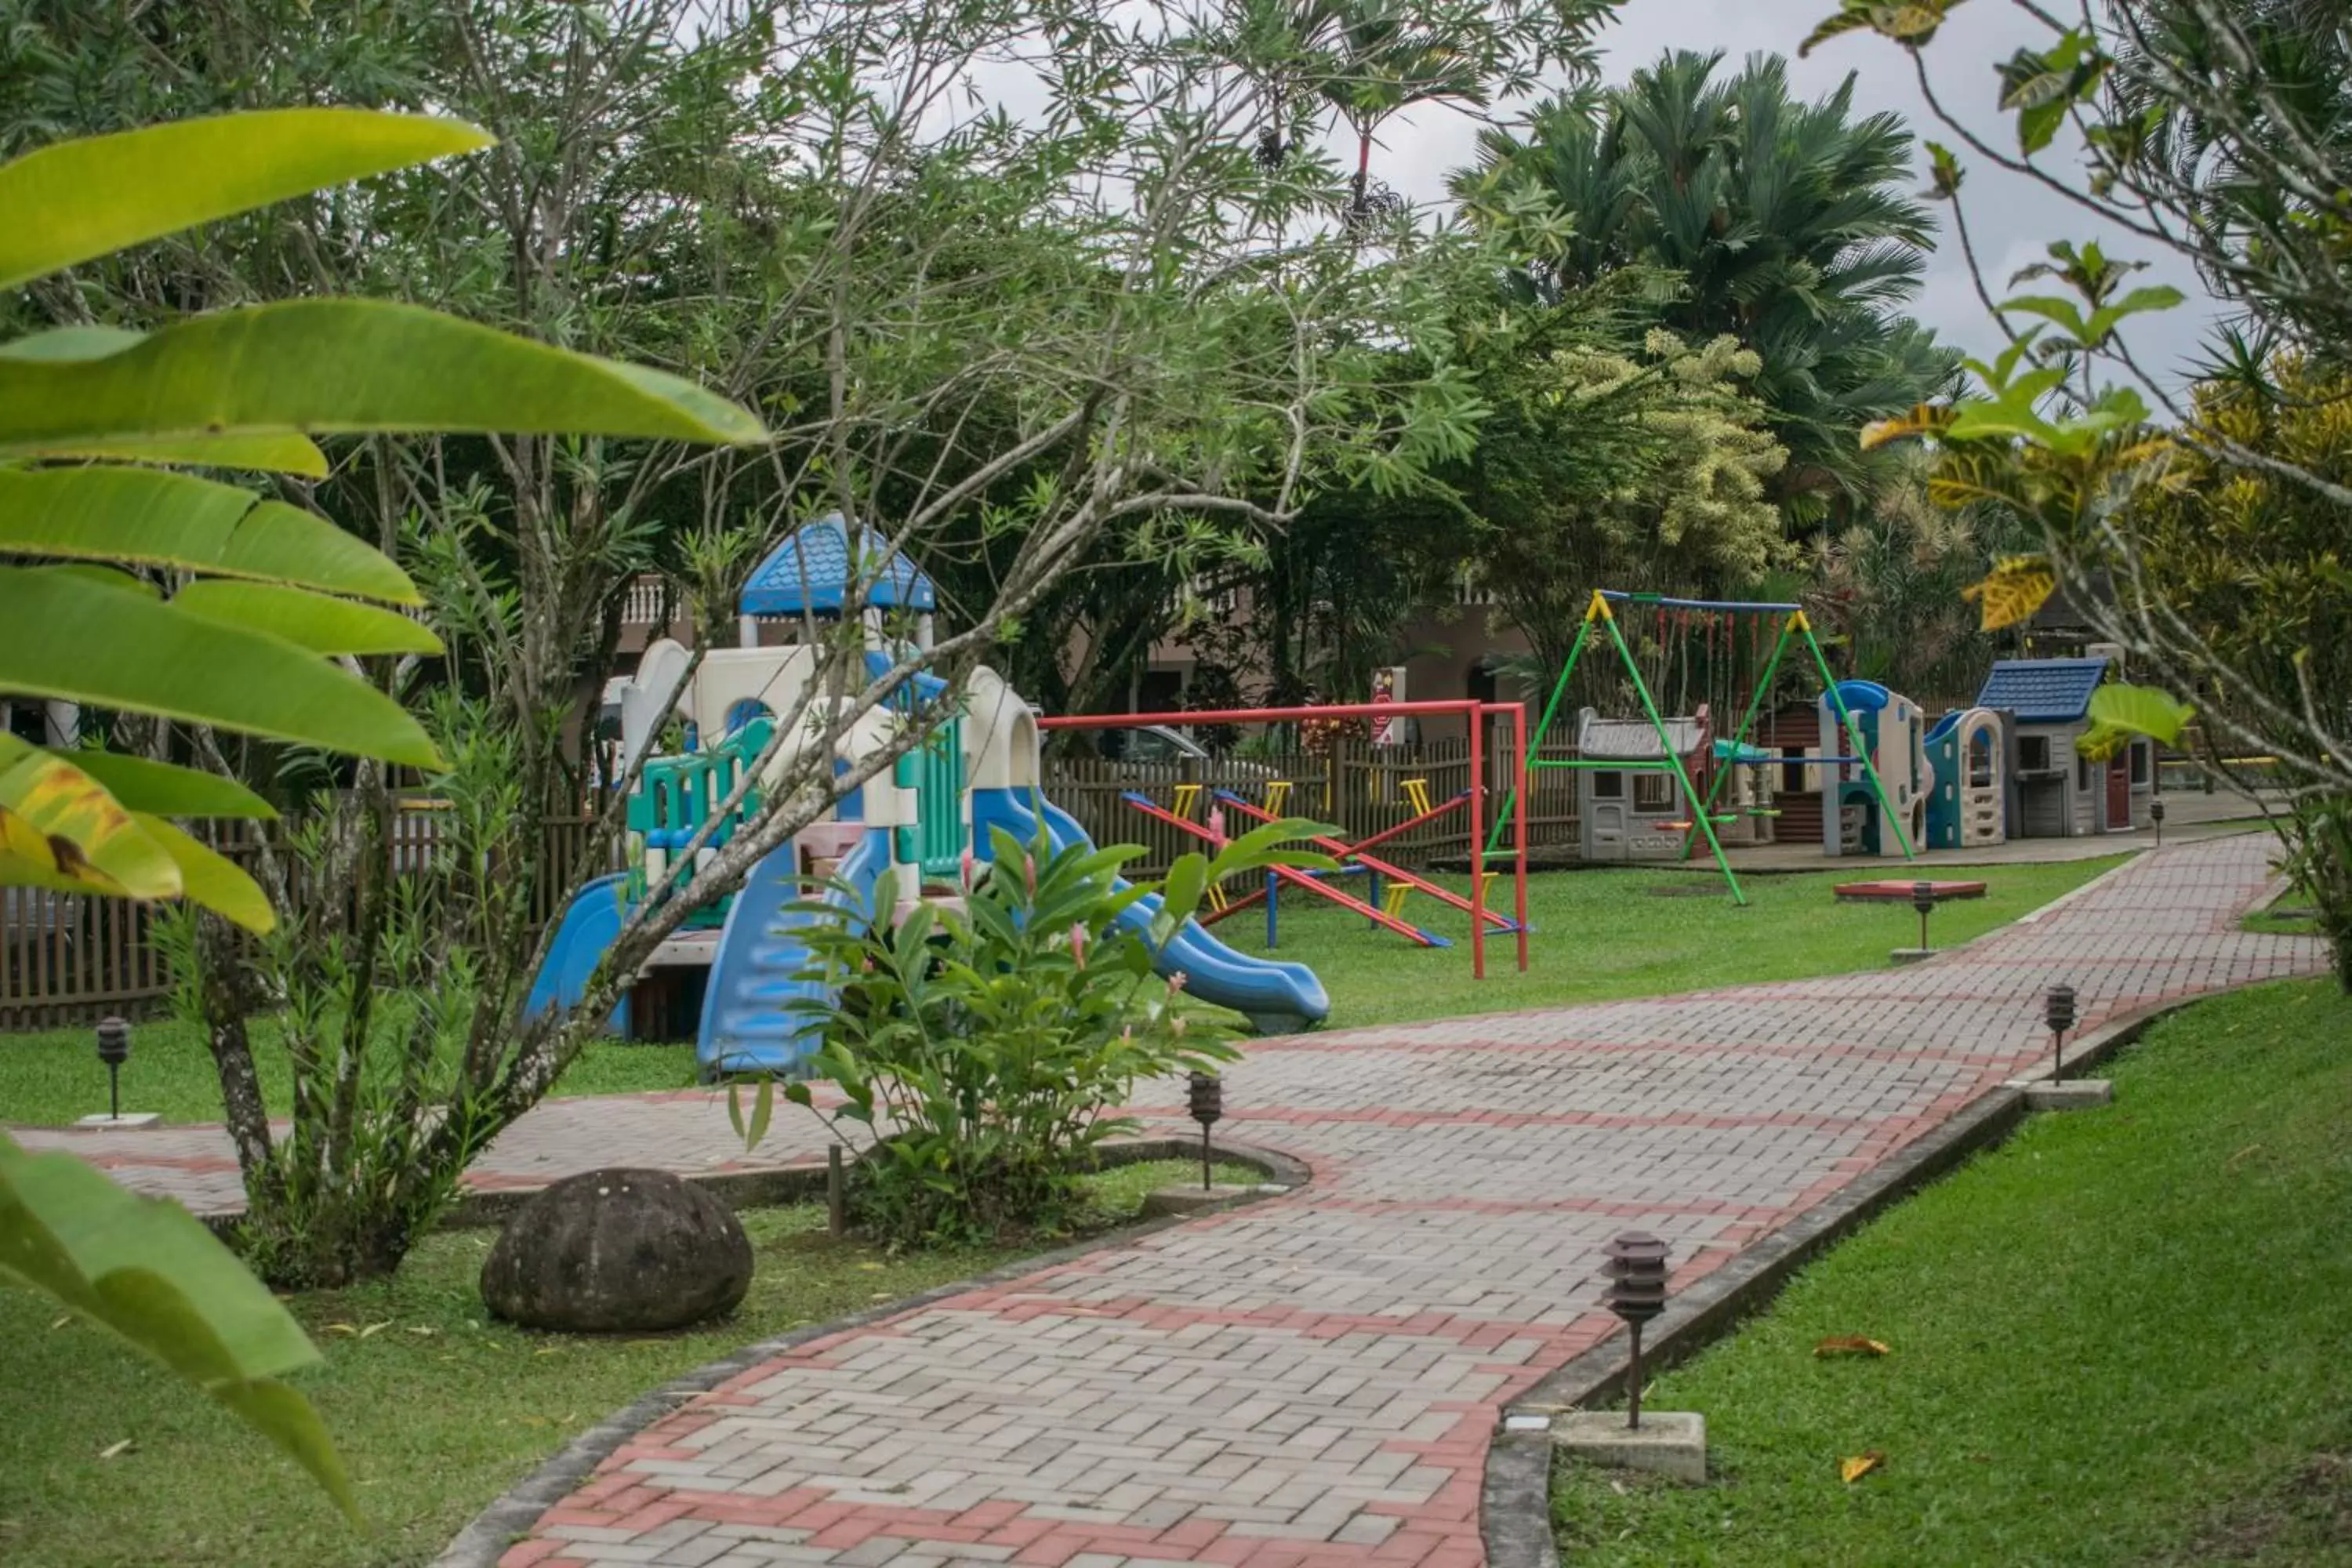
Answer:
[
  {"xmin": 1889, "ymin": 947, "xmax": 1933, "ymax": 967},
  {"xmin": 1548, "ymin": 1410, "xmax": 1708, "ymax": 1484},
  {"xmin": 74, "ymin": 1112, "xmax": 162, "ymax": 1130},
  {"xmin": 1140, "ymin": 1183, "xmax": 1258, "ymax": 1219},
  {"xmin": 2015, "ymin": 1079, "xmax": 2114, "ymax": 1111}
]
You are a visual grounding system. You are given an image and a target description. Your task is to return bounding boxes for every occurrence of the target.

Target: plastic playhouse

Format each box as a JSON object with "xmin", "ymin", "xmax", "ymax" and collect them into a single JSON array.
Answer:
[{"xmin": 524, "ymin": 516, "xmax": 1330, "ymax": 1076}]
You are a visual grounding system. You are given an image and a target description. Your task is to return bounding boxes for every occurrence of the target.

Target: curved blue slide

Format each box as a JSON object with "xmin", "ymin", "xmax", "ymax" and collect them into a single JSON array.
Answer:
[
  {"xmin": 972, "ymin": 787, "xmax": 1330, "ymax": 1035},
  {"xmin": 524, "ymin": 873, "xmax": 634, "ymax": 1037},
  {"xmin": 695, "ymin": 826, "xmax": 890, "ymax": 1076}
]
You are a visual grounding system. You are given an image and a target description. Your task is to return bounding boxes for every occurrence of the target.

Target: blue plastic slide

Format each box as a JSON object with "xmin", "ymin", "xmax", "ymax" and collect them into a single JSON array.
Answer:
[
  {"xmin": 695, "ymin": 826, "xmax": 890, "ymax": 1076},
  {"xmin": 524, "ymin": 873, "xmax": 634, "ymax": 1036},
  {"xmin": 972, "ymin": 787, "xmax": 1330, "ymax": 1034}
]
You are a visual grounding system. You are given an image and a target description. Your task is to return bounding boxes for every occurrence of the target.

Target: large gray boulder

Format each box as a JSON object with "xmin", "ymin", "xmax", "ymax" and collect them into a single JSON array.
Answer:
[{"xmin": 481, "ymin": 1167, "xmax": 753, "ymax": 1333}]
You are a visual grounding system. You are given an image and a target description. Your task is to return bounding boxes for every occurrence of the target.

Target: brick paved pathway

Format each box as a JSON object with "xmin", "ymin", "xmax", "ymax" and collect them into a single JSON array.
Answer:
[{"xmin": 15, "ymin": 838, "xmax": 2326, "ymax": 1567}]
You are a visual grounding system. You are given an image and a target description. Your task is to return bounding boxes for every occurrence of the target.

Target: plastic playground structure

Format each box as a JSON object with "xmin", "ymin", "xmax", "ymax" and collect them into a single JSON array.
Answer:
[{"xmin": 524, "ymin": 518, "xmax": 1334, "ymax": 1077}]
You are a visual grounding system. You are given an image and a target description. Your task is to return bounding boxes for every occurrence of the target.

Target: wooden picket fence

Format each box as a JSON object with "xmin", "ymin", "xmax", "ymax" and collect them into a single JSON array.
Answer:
[{"xmin": 1, "ymin": 808, "xmax": 621, "ymax": 1032}]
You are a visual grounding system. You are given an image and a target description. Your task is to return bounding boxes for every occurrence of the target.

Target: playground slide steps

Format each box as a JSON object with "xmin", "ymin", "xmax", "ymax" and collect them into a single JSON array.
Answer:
[{"xmin": 694, "ymin": 826, "xmax": 890, "ymax": 1076}]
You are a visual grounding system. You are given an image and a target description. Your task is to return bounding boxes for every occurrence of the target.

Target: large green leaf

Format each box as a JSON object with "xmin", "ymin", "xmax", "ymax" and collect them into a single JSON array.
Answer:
[
  {"xmin": 0, "ymin": 1133, "xmax": 352, "ymax": 1516},
  {"xmin": 0, "ymin": 299, "xmax": 768, "ymax": 452},
  {"xmin": 0, "ymin": 736, "xmax": 274, "ymax": 820},
  {"xmin": 0, "ymin": 468, "xmax": 418, "ymax": 603},
  {"xmin": 0, "ymin": 337, "xmax": 328, "ymax": 471},
  {"xmin": 0, "ymin": 325, "xmax": 147, "ymax": 361},
  {"xmin": 134, "ymin": 814, "xmax": 274, "ymax": 933},
  {"xmin": 0, "ymin": 568, "xmax": 441, "ymax": 767},
  {"xmin": 0, "ymin": 107, "xmax": 491, "ymax": 292},
  {"xmin": 0, "ymin": 752, "xmax": 270, "ymax": 928},
  {"xmin": 20, "ymin": 433, "xmax": 332, "ymax": 477},
  {"xmin": 2088, "ymin": 682, "xmax": 2197, "ymax": 745},
  {"xmin": 172, "ymin": 581, "xmax": 441, "ymax": 656},
  {"xmin": 0, "ymin": 746, "xmax": 181, "ymax": 899}
]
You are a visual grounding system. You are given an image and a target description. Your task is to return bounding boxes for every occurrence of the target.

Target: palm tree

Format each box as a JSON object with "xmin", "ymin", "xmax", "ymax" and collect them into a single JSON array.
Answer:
[
  {"xmin": 1456, "ymin": 49, "xmax": 1958, "ymax": 519},
  {"xmin": 1235, "ymin": 0, "xmax": 1601, "ymax": 234},
  {"xmin": 1308, "ymin": 2, "xmax": 1489, "ymax": 230}
]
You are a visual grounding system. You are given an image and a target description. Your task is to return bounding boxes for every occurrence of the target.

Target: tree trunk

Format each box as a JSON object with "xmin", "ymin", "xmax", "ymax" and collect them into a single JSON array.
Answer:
[{"xmin": 195, "ymin": 913, "xmax": 278, "ymax": 1207}]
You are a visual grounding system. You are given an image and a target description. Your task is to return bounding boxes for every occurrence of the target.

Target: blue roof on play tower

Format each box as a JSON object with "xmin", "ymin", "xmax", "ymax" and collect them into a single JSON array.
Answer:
[
  {"xmin": 1976, "ymin": 656, "xmax": 2109, "ymax": 724},
  {"xmin": 739, "ymin": 514, "xmax": 937, "ymax": 615}
]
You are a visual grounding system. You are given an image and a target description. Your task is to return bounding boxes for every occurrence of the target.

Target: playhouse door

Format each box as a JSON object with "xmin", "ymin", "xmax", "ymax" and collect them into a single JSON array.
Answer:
[
  {"xmin": 1591, "ymin": 801, "xmax": 1627, "ymax": 860},
  {"xmin": 2106, "ymin": 757, "xmax": 2131, "ymax": 830}
]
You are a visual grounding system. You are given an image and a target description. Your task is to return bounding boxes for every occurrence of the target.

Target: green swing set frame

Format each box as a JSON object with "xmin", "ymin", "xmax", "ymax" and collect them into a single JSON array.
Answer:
[{"xmin": 1486, "ymin": 589, "xmax": 1917, "ymax": 904}]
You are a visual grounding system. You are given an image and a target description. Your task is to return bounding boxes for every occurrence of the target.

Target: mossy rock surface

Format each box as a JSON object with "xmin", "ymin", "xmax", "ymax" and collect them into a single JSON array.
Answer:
[{"xmin": 481, "ymin": 1167, "xmax": 753, "ymax": 1333}]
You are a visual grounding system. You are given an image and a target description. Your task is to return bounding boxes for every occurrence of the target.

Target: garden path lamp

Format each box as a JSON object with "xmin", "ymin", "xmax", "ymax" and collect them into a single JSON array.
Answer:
[
  {"xmin": 2045, "ymin": 984, "xmax": 2078, "ymax": 1083},
  {"xmin": 1187, "ymin": 1070, "xmax": 1223, "ymax": 1192},
  {"xmin": 1911, "ymin": 880, "xmax": 1936, "ymax": 953},
  {"xmin": 2150, "ymin": 797, "xmax": 2166, "ymax": 846},
  {"xmin": 1601, "ymin": 1231, "xmax": 1671, "ymax": 1430},
  {"xmin": 95, "ymin": 1015, "xmax": 129, "ymax": 1123}
]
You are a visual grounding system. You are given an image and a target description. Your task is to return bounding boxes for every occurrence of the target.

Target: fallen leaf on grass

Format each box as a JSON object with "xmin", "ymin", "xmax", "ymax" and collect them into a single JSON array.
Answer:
[
  {"xmin": 324, "ymin": 1322, "xmax": 358, "ymax": 1335},
  {"xmin": 97, "ymin": 1439, "xmax": 134, "ymax": 1461},
  {"xmin": 1840, "ymin": 1451, "xmax": 1884, "ymax": 1484},
  {"xmin": 49, "ymin": 1314, "xmax": 72, "ymax": 1330},
  {"xmin": 2225, "ymin": 1143, "xmax": 2263, "ymax": 1170},
  {"xmin": 358, "ymin": 1320, "xmax": 392, "ymax": 1339},
  {"xmin": 1815, "ymin": 1336, "xmax": 1890, "ymax": 1357},
  {"xmin": 856, "ymin": 1261, "xmax": 884, "ymax": 1272},
  {"xmin": 407, "ymin": 1326, "xmax": 437, "ymax": 1337}
]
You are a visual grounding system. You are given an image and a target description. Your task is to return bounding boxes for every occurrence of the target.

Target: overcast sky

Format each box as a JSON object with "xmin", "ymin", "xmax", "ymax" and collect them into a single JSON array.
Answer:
[{"xmin": 1352, "ymin": 0, "xmax": 2223, "ymax": 388}]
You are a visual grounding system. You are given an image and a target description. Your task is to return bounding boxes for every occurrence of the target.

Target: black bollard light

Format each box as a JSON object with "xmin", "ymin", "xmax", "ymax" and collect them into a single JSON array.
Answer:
[
  {"xmin": 1186, "ymin": 1070, "xmax": 1223, "ymax": 1192},
  {"xmin": 1601, "ymin": 1231, "xmax": 1671, "ymax": 1429},
  {"xmin": 1911, "ymin": 880, "xmax": 1936, "ymax": 953},
  {"xmin": 2150, "ymin": 797, "xmax": 2166, "ymax": 847},
  {"xmin": 2045, "ymin": 983, "xmax": 2078, "ymax": 1083},
  {"xmin": 94, "ymin": 1016, "xmax": 130, "ymax": 1123}
]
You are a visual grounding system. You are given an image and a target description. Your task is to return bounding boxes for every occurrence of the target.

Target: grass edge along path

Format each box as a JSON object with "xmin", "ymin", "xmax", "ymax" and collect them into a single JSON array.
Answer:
[
  {"xmin": 0, "ymin": 855, "xmax": 2131, "ymax": 1127},
  {"xmin": 1549, "ymin": 977, "xmax": 2352, "ymax": 1567},
  {"xmin": 0, "ymin": 1160, "xmax": 1261, "ymax": 1568}
]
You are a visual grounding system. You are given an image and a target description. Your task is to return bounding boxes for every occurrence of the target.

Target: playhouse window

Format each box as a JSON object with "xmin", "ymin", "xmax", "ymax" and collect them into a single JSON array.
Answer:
[
  {"xmin": 2130, "ymin": 742, "xmax": 2150, "ymax": 784},
  {"xmin": 1969, "ymin": 731, "xmax": 1994, "ymax": 788},
  {"xmin": 1634, "ymin": 771, "xmax": 1675, "ymax": 811},
  {"xmin": 1592, "ymin": 770, "xmax": 1624, "ymax": 800},
  {"xmin": 2019, "ymin": 735, "xmax": 2051, "ymax": 772},
  {"xmin": 2077, "ymin": 754, "xmax": 2091, "ymax": 791},
  {"xmin": 1781, "ymin": 746, "xmax": 1807, "ymax": 793}
]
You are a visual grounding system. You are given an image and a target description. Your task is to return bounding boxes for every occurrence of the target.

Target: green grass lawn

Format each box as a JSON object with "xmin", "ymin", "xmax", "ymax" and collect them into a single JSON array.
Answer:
[
  {"xmin": 1550, "ymin": 978, "xmax": 2352, "ymax": 1567},
  {"xmin": 1218, "ymin": 855, "xmax": 2130, "ymax": 1030},
  {"xmin": 0, "ymin": 856, "xmax": 2128, "ymax": 1125},
  {"xmin": 2244, "ymin": 885, "xmax": 2323, "ymax": 938},
  {"xmin": 0, "ymin": 1159, "xmax": 1256, "ymax": 1568}
]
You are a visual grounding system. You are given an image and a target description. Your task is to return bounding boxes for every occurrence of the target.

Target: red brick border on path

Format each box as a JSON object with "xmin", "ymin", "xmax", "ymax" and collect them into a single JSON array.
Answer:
[{"xmin": 16, "ymin": 838, "xmax": 2326, "ymax": 1568}]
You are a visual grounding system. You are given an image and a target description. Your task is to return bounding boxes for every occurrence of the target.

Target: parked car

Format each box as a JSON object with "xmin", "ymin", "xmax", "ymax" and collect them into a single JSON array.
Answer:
[{"xmin": 1092, "ymin": 723, "xmax": 1212, "ymax": 766}]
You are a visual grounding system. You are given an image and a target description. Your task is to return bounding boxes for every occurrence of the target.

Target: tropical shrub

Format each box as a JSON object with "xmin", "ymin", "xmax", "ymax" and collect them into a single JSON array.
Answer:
[{"xmin": 779, "ymin": 818, "xmax": 1327, "ymax": 1246}]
